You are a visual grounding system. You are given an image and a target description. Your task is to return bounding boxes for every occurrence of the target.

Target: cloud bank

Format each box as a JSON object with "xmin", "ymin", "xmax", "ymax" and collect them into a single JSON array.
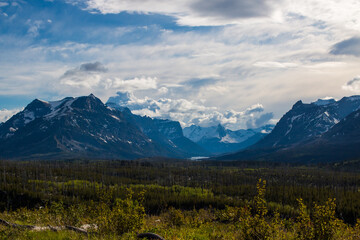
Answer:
[
  {"xmin": 58, "ymin": 63, "xmax": 275, "ymax": 129},
  {"xmin": 107, "ymin": 91, "xmax": 274, "ymax": 130}
]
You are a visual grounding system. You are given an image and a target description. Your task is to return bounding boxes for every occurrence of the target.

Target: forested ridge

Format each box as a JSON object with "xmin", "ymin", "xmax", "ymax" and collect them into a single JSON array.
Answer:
[{"xmin": 0, "ymin": 159, "xmax": 360, "ymax": 239}]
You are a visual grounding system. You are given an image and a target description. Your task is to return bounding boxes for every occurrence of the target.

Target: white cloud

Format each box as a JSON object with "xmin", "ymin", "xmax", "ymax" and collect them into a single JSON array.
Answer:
[
  {"xmin": 61, "ymin": 73, "xmax": 102, "ymax": 88},
  {"xmin": 342, "ymin": 76, "xmax": 360, "ymax": 93},
  {"xmin": 0, "ymin": 108, "xmax": 21, "ymax": 123},
  {"xmin": 110, "ymin": 77, "xmax": 158, "ymax": 90},
  {"xmin": 58, "ymin": 62, "xmax": 158, "ymax": 99},
  {"xmin": 60, "ymin": 73, "xmax": 158, "ymax": 91},
  {"xmin": 284, "ymin": 0, "xmax": 360, "ymax": 31},
  {"xmin": 26, "ymin": 20, "xmax": 44, "ymax": 37},
  {"xmin": 0, "ymin": 2, "xmax": 9, "ymax": 7},
  {"xmin": 158, "ymin": 87, "xmax": 168, "ymax": 94},
  {"xmin": 253, "ymin": 61, "xmax": 298, "ymax": 68}
]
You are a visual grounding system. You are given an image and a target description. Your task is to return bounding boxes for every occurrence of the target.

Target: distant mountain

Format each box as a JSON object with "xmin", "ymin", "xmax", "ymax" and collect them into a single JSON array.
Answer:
[
  {"xmin": 218, "ymin": 96, "xmax": 360, "ymax": 163},
  {"xmin": 183, "ymin": 124, "xmax": 274, "ymax": 155},
  {"xmin": 0, "ymin": 94, "xmax": 206, "ymax": 160}
]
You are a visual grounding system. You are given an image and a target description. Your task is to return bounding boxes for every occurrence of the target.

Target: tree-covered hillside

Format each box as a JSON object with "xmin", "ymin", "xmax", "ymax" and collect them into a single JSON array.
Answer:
[{"xmin": 0, "ymin": 159, "xmax": 360, "ymax": 239}]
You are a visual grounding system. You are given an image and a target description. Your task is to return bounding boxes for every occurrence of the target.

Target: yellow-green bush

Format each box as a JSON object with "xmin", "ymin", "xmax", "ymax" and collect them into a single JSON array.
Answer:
[
  {"xmin": 95, "ymin": 188, "xmax": 145, "ymax": 235},
  {"xmin": 163, "ymin": 207, "xmax": 185, "ymax": 227},
  {"xmin": 296, "ymin": 198, "xmax": 314, "ymax": 239},
  {"xmin": 312, "ymin": 198, "xmax": 339, "ymax": 240},
  {"xmin": 240, "ymin": 179, "xmax": 272, "ymax": 240}
]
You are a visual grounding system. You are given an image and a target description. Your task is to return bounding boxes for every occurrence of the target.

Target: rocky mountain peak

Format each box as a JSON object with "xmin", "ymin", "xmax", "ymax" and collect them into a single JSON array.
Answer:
[
  {"xmin": 71, "ymin": 94, "xmax": 104, "ymax": 111},
  {"xmin": 292, "ymin": 100, "xmax": 303, "ymax": 109},
  {"xmin": 24, "ymin": 99, "xmax": 50, "ymax": 111}
]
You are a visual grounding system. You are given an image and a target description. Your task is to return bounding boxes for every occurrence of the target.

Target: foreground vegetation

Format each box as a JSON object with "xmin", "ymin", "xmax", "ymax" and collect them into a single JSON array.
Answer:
[{"xmin": 0, "ymin": 159, "xmax": 360, "ymax": 239}]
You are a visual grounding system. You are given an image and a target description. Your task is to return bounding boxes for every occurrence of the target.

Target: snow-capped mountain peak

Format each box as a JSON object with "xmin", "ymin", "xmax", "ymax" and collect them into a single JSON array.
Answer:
[
  {"xmin": 183, "ymin": 124, "xmax": 274, "ymax": 154},
  {"xmin": 183, "ymin": 124, "xmax": 224, "ymax": 142}
]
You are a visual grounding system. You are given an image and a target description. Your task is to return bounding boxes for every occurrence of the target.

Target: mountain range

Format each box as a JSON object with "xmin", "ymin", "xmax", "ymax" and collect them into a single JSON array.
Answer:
[
  {"xmin": 0, "ymin": 94, "xmax": 207, "ymax": 160},
  {"xmin": 1, "ymin": 94, "xmax": 360, "ymax": 163}
]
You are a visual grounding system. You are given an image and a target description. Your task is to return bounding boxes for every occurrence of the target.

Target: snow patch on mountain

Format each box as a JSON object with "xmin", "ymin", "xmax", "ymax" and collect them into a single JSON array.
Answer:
[
  {"xmin": 45, "ymin": 98, "xmax": 76, "ymax": 119},
  {"xmin": 49, "ymin": 99, "xmax": 67, "ymax": 110},
  {"xmin": 9, "ymin": 127, "xmax": 17, "ymax": 132},
  {"xmin": 23, "ymin": 110, "xmax": 35, "ymax": 124},
  {"xmin": 291, "ymin": 114, "xmax": 304, "ymax": 123},
  {"xmin": 110, "ymin": 115, "xmax": 121, "ymax": 121},
  {"xmin": 285, "ymin": 124, "xmax": 292, "ymax": 136}
]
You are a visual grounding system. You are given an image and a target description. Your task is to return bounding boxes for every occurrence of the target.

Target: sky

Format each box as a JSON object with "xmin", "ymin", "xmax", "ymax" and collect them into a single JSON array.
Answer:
[{"xmin": 0, "ymin": 0, "xmax": 360, "ymax": 129}]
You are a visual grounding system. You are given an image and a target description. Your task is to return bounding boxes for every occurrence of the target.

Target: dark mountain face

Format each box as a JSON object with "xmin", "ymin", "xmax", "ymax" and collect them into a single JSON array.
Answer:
[
  {"xmin": 252, "ymin": 96, "xmax": 360, "ymax": 149},
  {"xmin": 0, "ymin": 95, "xmax": 184, "ymax": 160}
]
